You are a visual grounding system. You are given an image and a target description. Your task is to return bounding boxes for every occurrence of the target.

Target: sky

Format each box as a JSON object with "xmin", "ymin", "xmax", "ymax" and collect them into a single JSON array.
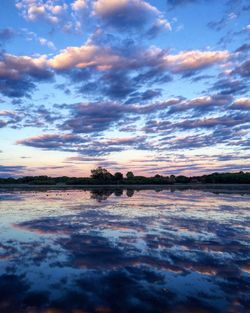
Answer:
[{"xmin": 0, "ymin": 0, "xmax": 249, "ymax": 177}]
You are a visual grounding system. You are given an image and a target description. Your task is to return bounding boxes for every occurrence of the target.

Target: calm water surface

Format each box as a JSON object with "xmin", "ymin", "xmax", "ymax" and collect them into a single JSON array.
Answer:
[{"xmin": 0, "ymin": 188, "xmax": 249, "ymax": 313}]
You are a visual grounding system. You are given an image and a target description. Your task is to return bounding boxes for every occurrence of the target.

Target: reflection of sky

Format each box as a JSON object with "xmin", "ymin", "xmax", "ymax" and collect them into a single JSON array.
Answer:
[{"xmin": 0, "ymin": 189, "xmax": 249, "ymax": 313}]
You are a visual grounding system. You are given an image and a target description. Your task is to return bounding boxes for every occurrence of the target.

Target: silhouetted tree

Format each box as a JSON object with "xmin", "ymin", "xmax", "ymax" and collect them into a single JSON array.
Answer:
[
  {"xmin": 170, "ymin": 175, "xmax": 176, "ymax": 184},
  {"xmin": 154, "ymin": 174, "xmax": 162, "ymax": 178},
  {"xmin": 90, "ymin": 167, "xmax": 112, "ymax": 181},
  {"xmin": 126, "ymin": 171, "xmax": 134, "ymax": 179},
  {"xmin": 176, "ymin": 175, "xmax": 190, "ymax": 183},
  {"xmin": 0, "ymin": 170, "xmax": 249, "ymax": 185},
  {"xmin": 114, "ymin": 172, "xmax": 123, "ymax": 181}
]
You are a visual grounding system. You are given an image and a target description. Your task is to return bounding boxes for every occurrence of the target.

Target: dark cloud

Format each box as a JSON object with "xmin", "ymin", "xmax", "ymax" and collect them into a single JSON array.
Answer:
[
  {"xmin": 207, "ymin": 13, "xmax": 237, "ymax": 32},
  {"xmin": 0, "ymin": 78, "xmax": 36, "ymax": 98},
  {"xmin": 0, "ymin": 120, "xmax": 8, "ymax": 128},
  {"xmin": 16, "ymin": 131, "xmax": 147, "ymax": 156},
  {"xmin": 0, "ymin": 28, "xmax": 15, "ymax": 45},
  {"xmin": 166, "ymin": 95, "xmax": 232, "ymax": 115},
  {"xmin": 61, "ymin": 102, "xmax": 132, "ymax": 134},
  {"xmin": 60, "ymin": 95, "xmax": 234, "ymax": 136},
  {"xmin": 0, "ymin": 105, "xmax": 60, "ymax": 130},
  {"xmin": 99, "ymin": 70, "xmax": 137, "ymax": 99},
  {"xmin": 60, "ymin": 99, "xmax": 184, "ymax": 135},
  {"xmin": 177, "ymin": 113, "xmax": 249, "ymax": 129},
  {"xmin": 93, "ymin": 0, "xmax": 170, "ymax": 37},
  {"xmin": 77, "ymin": 66, "xmax": 167, "ymax": 102},
  {"xmin": 50, "ymin": 41, "xmax": 228, "ymax": 103},
  {"xmin": 211, "ymin": 78, "xmax": 248, "ymax": 95},
  {"xmin": 59, "ymin": 101, "xmax": 147, "ymax": 134},
  {"xmin": 216, "ymin": 154, "xmax": 250, "ymax": 161},
  {"xmin": 0, "ymin": 110, "xmax": 23, "ymax": 129},
  {"xmin": 16, "ymin": 133, "xmax": 86, "ymax": 150},
  {"xmin": 233, "ymin": 59, "xmax": 250, "ymax": 77},
  {"xmin": 141, "ymin": 89, "xmax": 162, "ymax": 100},
  {"xmin": 0, "ymin": 52, "xmax": 53, "ymax": 98},
  {"xmin": 22, "ymin": 105, "xmax": 61, "ymax": 127},
  {"xmin": 235, "ymin": 43, "xmax": 250, "ymax": 53},
  {"xmin": 65, "ymin": 156, "xmax": 106, "ymax": 163},
  {"xmin": 229, "ymin": 98, "xmax": 250, "ymax": 110},
  {"xmin": 167, "ymin": 134, "xmax": 221, "ymax": 150},
  {"xmin": 144, "ymin": 114, "xmax": 247, "ymax": 133},
  {"xmin": 0, "ymin": 165, "xmax": 27, "ymax": 177},
  {"xmin": 166, "ymin": 0, "xmax": 201, "ymax": 8}
]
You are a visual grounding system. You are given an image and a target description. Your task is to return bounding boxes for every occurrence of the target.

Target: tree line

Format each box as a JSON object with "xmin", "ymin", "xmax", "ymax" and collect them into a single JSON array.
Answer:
[{"xmin": 0, "ymin": 167, "xmax": 249, "ymax": 185}]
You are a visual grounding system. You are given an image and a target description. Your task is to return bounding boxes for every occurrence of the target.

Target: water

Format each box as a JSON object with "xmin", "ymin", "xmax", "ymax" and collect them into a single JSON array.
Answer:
[{"xmin": 0, "ymin": 188, "xmax": 249, "ymax": 313}]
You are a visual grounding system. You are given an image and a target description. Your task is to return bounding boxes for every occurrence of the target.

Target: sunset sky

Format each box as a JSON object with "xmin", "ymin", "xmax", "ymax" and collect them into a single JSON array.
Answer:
[{"xmin": 0, "ymin": 0, "xmax": 249, "ymax": 177}]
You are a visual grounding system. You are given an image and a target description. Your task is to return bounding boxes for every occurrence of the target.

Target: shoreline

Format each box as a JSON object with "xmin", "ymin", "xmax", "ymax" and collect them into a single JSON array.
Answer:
[{"xmin": 0, "ymin": 183, "xmax": 250, "ymax": 193}]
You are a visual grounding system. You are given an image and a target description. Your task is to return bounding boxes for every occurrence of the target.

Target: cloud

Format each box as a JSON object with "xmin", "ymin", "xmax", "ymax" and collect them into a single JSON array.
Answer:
[
  {"xmin": 144, "ymin": 111, "xmax": 250, "ymax": 137},
  {"xmin": 208, "ymin": 12, "xmax": 238, "ymax": 31},
  {"xmin": 177, "ymin": 114, "xmax": 249, "ymax": 129},
  {"xmin": 16, "ymin": 0, "xmax": 68, "ymax": 24},
  {"xmin": 235, "ymin": 43, "xmax": 250, "ymax": 53},
  {"xmin": 50, "ymin": 42, "xmax": 229, "ymax": 75},
  {"xmin": 0, "ymin": 165, "xmax": 27, "ymax": 177},
  {"xmin": 16, "ymin": 93, "xmax": 250, "ymax": 156},
  {"xmin": 21, "ymin": 105, "xmax": 61, "ymax": 127},
  {"xmin": 15, "ymin": 0, "xmax": 87, "ymax": 33},
  {"xmin": 211, "ymin": 78, "xmax": 248, "ymax": 95},
  {"xmin": 141, "ymin": 89, "xmax": 162, "ymax": 100},
  {"xmin": 15, "ymin": 92, "xmax": 242, "ymax": 153},
  {"xmin": 48, "ymin": 42, "xmax": 229, "ymax": 103},
  {"xmin": 16, "ymin": 131, "xmax": 147, "ymax": 156},
  {"xmin": 92, "ymin": 0, "xmax": 170, "ymax": 35},
  {"xmin": 71, "ymin": 0, "xmax": 87, "ymax": 11},
  {"xmin": 230, "ymin": 98, "xmax": 250, "ymax": 110},
  {"xmin": 38, "ymin": 37, "xmax": 56, "ymax": 50},
  {"xmin": 233, "ymin": 59, "xmax": 250, "ymax": 77},
  {"xmin": 166, "ymin": 134, "xmax": 216, "ymax": 150},
  {"xmin": 102, "ymin": 136, "xmax": 145, "ymax": 146},
  {"xmin": 0, "ymin": 110, "xmax": 22, "ymax": 128},
  {"xmin": 49, "ymin": 43, "xmax": 122, "ymax": 71},
  {"xmin": 16, "ymin": 133, "xmax": 86, "ymax": 149},
  {"xmin": 61, "ymin": 102, "xmax": 130, "ymax": 134},
  {"xmin": 163, "ymin": 50, "xmax": 230, "ymax": 74},
  {"xmin": 0, "ymin": 52, "xmax": 53, "ymax": 97},
  {"xmin": 167, "ymin": 95, "xmax": 232, "ymax": 114},
  {"xmin": 166, "ymin": 0, "xmax": 200, "ymax": 7},
  {"xmin": 0, "ymin": 28, "xmax": 15, "ymax": 45},
  {"xmin": 0, "ymin": 53, "xmax": 49, "ymax": 79},
  {"xmin": 0, "ymin": 36, "xmax": 229, "ymax": 99},
  {"xmin": 65, "ymin": 156, "xmax": 106, "ymax": 162},
  {"xmin": 59, "ymin": 99, "xmax": 182, "ymax": 134}
]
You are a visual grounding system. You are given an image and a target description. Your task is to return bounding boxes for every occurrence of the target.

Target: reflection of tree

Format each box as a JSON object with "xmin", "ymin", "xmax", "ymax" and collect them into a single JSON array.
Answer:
[
  {"xmin": 114, "ymin": 189, "xmax": 123, "ymax": 197},
  {"xmin": 126, "ymin": 189, "xmax": 134, "ymax": 197},
  {"xmin": 90, "ymin": 188, "xmax": 135, "ymax": 201},
  {"xmin": 90, "ymin": 189, "xmax": 114, "ymax": 202}
]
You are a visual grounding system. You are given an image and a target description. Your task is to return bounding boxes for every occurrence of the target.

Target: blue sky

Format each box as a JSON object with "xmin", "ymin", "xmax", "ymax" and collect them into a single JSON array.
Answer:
[{"xmin": 0, "ymin": 0, "xmax": 249, "ymax": 177}]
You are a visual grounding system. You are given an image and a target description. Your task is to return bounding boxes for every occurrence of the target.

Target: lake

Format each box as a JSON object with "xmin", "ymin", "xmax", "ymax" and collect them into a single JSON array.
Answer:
[{"xmin": 0, "ymin": 188, "xmax": 249, "ymax": 313}]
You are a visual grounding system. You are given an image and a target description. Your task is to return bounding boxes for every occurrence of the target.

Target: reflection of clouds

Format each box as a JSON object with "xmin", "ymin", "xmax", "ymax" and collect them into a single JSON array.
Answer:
[
  {"xmin": 241, "ymin": 266, "xmax": 250, "ymax": 274},
  {"xmin": 58, "ymin": 233, "xmax": 129, "ymax": 269},
  {"xmin": 0, "ymin": 274, "xmax": 29, "ymax": 313},
  {"xmin": 0, "ymin": 193, "xmax": 24, "ymax": 201},
  {"xmin": 0, "ymin": 189, "xmax": 249, "ymax": 312}
]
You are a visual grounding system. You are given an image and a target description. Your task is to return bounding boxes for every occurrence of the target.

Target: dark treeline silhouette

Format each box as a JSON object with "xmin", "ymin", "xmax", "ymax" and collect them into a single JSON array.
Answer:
[{"xmin": 0, "ymin": 167, "xmax": 249, "ymax": 185}]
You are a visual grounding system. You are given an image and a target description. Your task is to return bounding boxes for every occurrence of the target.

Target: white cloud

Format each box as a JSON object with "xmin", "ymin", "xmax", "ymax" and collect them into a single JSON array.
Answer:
[
  {"xmin": 71, "ymin": 0, "xmax": 87, "ymax": 11},
  {"xmin": 39, "ymin": 37, "xmax": 56, "ymax": 50}
]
